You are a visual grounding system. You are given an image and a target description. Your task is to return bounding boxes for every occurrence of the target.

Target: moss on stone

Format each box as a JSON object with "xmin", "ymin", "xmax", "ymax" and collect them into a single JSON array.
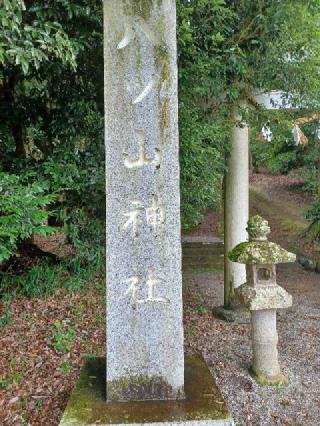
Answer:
[
  {"xmin": 124, "ymin": 0, "xmax": 154, "ymax": 21},
  {"xmin": 229, "ymin": 241, "xmax": 296, "ymax": 265},
  {"xmin": 59, "ymin": 356, "xmax": 233, "ymax": 425},
  {"xmin": 229, "ymin": 215, "xmax": 296, "ymax": 264},
  {"xmin": 107, "ymin": 374, "xmax": 184, "ymax": 401},
  {"xmin": 160, "ymin": 96, "xmax": 170, "ymax": 141},
  {"xmin": 123, "ymin": 0, "xmax": 165, "ymax": 21},
  {"xmin": 135, "ymin": 38, "xmax": 143, "ymax": 81},
  {"xmin": 246, "ymin": 215, "xmax": 270, "ymax": 241},
  {"xmin": 249, "ymin": 367, "xmax": 289, "ymax": 386},
  {"xmin": 155, "ymin": 38, "xmax": 172, "ymax": 143}
]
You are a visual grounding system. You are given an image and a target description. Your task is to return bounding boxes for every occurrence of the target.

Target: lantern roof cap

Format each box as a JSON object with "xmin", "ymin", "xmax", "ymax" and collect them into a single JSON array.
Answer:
[{"xmin": 228, "ymin": 216, "xmax": 296, "ymax": 265}]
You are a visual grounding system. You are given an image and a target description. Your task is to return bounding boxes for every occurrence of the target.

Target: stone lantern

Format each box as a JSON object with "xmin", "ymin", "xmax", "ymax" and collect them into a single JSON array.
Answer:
[{"xmin": 228, "ymin": 215, "xmax": 296, "ymax": 385}]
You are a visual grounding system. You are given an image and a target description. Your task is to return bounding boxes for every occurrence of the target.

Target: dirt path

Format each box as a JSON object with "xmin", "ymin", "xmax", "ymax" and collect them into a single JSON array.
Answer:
[
  {"xmin": 184, "ymin": 171, "xmax": 318, "ymax": 261},
  {"xmin": 250, "ymin": 173, "xmax": 319, "ymax": 262}
]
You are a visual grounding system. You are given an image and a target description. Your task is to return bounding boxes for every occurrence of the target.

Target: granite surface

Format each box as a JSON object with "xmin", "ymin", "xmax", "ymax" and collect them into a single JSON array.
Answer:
[
  {"xmin": 104, "ymin": 0, "xmax": 184, "ymax": 401},
  {"xmin": 236, "ymin": 283, "xmax": 292, "ymax": 311}
]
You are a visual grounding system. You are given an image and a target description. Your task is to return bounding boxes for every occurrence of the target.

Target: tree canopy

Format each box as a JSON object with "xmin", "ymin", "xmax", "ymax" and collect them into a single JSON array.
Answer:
[
  {"xmin": 177, "ymin": 0, "xmax": 320, "ymax": 230},
  {"xmin": 1, "ymin": 0, "xmax": 320, "ymax": 264}
]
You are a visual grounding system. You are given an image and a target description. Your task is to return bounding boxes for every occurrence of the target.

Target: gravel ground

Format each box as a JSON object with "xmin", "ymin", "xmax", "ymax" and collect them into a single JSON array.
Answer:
[
  {"xmin": 184, "ymin": 257, "xmax": 320, "ymax": 426},
  {"xmin": 183, "ymin": 172, "xmax": 319, "ymax": 425}
]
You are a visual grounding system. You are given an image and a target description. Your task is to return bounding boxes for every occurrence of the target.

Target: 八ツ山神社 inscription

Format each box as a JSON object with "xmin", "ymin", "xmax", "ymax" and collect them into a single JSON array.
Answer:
[
  {"xmin": 117, "ymin": 16, "xmax": 162, "ymax": 106},
  {"xmin": 123, "ymin": 129, "xmax": 161, "ymax": 169},
  {"xmin": 124, "ymin": 268, "xmax": 170, "ymax": 305},
  {"xmin": 105, "ymin": 0, "xmax": 184, "ymax": 402},
  {"xmin": 122, "ymin": 196, "xmax": 165, "ymax": 236}
]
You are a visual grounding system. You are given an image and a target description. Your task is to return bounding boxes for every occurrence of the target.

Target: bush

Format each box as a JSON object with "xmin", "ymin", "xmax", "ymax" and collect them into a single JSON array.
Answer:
[
  {"xmin": 267, "ymin": 149, "xmax": 299, "ymax": 174},
  {"xmin": 302, "ymin": 136, "xmax": 320, "ymax": 196},
  {"xmin": 250, "ymin": 113, "xmax": 300, "ymax": 174},
  {"xmin": 0, "ymin": 249, "xmax": 105, "ymax": 301},
  {"xmin": 0, "ymin": 173, "xmax": 55, "ymax": 262},
  {"xmin": 179, "ymin": 101, "xmax": 227, "ymax": 230},
  {"xmin": 306, "ymin": 199, "xmax": 320, "ymax": 242}
]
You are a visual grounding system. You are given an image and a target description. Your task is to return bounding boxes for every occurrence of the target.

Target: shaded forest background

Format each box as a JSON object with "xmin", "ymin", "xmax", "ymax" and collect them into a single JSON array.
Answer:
[{"xmin": 0, "ymin": 0, "xmax": 320, "ymax": 299}]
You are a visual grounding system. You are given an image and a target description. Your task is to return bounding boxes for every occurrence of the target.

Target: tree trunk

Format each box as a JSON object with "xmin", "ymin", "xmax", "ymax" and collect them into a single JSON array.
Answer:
[
  {"xmin": 13, "ymin": 123, "xmax": 26, "ymax": 158},
  {"xmin": 2, "ymin": 72, "xmax": 26, "ymax": 158}
]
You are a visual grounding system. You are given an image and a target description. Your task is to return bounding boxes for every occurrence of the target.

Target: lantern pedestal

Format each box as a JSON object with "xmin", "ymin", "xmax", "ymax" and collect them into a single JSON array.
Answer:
[
  {"xmin": 250, "ymin": 310, "xmax": 287, "ymax": 385},
  {"xmin": 229, "ymin": 216, "xmax": 296, "ymax": 386}
]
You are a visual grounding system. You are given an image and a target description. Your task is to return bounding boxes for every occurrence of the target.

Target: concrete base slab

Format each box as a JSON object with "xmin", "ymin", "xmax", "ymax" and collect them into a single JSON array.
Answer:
[{"xmin": 59, "ymin": 356, "xmax": 234, "ymax": 426}]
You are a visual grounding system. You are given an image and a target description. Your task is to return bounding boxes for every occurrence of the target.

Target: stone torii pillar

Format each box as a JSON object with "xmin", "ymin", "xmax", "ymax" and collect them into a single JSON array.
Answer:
[
  {"xmin": 222, "ymin": 92, "xmax": 296, "ymax": 314},
  {"xmin": 224, "ymin": 104, "xmax": 249, "ymax": 309}
]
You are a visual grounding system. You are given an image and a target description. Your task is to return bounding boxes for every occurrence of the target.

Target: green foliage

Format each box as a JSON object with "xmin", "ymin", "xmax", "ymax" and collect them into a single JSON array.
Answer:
[
  {"xmin": 0, "ymin": 0, "xmax": 103, "ymax": 163},
  {"xmin": 178, "ymin": 0, "xmax": 320, "ymax": 108},
  {"xmin": 197, "ymin": 303, "xmax": 208, "ymax": 315},
  {"xmin": 0, "ymin": 0, "xmax": 78, "ymax": 74},
  {"xmin": 0, "ymin": 173, "xmax": 55, "ymax": 262},
  {"xmin": 40, "ymin": 145, "xmax": 105, "ymax": 220},
  {"xmin": 251, "ymin": 114, "xmax": 320, "ymax": 241},
  {"xmin": 0, "ymin": 193, "xmax": 104, "ymax": 300},
  {"xmin": 35, "ymin": 399, "xmax": 43, "ymax": 412},
  {"xmin": 0, "ymin": 357, "xmax": 30, "ymax": 389},
  {"xmin": 0, "ymin": 377, "xmax": 9, "ymax": 388},
  {"xmin": 59, "ymin": 360, "xmax": 72, "ymax": 374},
  {"xmin": 268, "ymin": 150, "xmax": 298, "ymax": 175},
  {"xmin": 302, "ymin": 133, "xmax": 320, "ymax": 196},
  {"xmin": 0, "ymin": 0, "xmax": 319, "ymax": 299},
  {"xmin": 0, "ymin": 304, "xmax": 12, "ymax": 328},
  {"xmin": 306, "ymin": 199, "xmax": 320, "ymax": 242},
  {"xmin": 251, "ymin": 139, "xmax": 299, "ymax": 174},
  {"xmin": 0, "ymin": 254, "xmax": 104, "ymax": 301},
  {"xmin": 0, "ymin": 261, "xmax": 62, "ymax": 299},
  {"xmin": 250, "ymin": 141, "xmax": 272, "ymax": 171},
  {"xmin": 177, "ymin": 0, "xmax": 320, "ymax": 228},
  {"xmin": 50, "ymin": 320, "xmax": 76, "ymax": 353},
  {"xmin": 179, "ymin": 101, "xmax": 227, "ymax": 229},
  {"xmin": 177, "ymin": 1, "xmax": 231, "ymax": 228},
  {"xmin": 0, "ymin": 0, "xmax": 104, "ymax": 274},
  {"xmin": 0, "ymin": 371, "xmax": 22, "ymax": 388},
  {"xmin": 66, "ymin": 214, "xmax": 104, "ymax": 268},
  {"xmin": 304, "ymin": 165, "xmax": 320, "ymax": 196},
  {"xmin": 0, "ymin": 206, "xmax": 105, "ymax": 300}
]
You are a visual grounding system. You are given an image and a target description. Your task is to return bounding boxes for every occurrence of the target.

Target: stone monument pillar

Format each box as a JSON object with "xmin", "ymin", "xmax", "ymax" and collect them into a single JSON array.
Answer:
[
  {"xmin": 59, "ymin": 2, "xmax": 233, "ymax": 423},
  {"xmin": 104, "ymin": 0, "xmax": 184, "ymax": 401}
]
